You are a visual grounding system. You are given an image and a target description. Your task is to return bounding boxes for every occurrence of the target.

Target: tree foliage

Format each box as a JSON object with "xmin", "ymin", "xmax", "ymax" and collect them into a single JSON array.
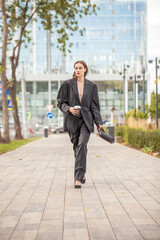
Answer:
[
  {"xmin": 125, "ymin": 109, "xmax": 148, "ymax": 120},
  {"xmin": 0, "ymin": 0, "xmax": 98, "ymax": 139},
  {"xmin": 0, "ymin": 0, "xmax": 98, "ymax": 53},
  {"xmin": 146, "ymin": 92, "xmax": 160, "ymax": 118}
]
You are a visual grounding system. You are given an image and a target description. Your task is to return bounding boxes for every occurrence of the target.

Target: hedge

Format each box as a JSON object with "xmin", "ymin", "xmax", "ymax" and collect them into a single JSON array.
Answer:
[{"xmin": 115, "ymin": 126, "xmax": 160, "ymax": 152}]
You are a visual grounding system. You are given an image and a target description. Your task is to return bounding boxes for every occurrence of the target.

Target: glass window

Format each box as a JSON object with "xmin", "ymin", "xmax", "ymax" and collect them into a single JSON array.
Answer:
[
  {"xmin": 17, "ymin": 82, "xmax": 22, "ymax": 94},
  {"xmin": 26, "ymin": 82, "xmax": 33, "ymax": 94},
  {"xmin": 36, "ymin": 82, "xmax": 48, "ymax": 94},
  {"xmin": 51, "ymin": 82, "xmax": 58, "ymax": 91}
]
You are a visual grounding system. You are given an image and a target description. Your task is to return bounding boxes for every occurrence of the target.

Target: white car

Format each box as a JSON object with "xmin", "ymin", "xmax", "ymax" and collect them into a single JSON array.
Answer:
[{"xmin": 103, "ymin": 122, "xmax": 112, "ymax": 126}]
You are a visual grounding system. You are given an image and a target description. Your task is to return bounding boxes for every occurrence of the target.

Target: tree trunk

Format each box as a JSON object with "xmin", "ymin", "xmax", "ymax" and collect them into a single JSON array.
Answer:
[
  {"xmin": 0, "ymin": 0, "xmax": 10, "ymax": 143},
  {"xmin": 8, "ymin": 69, "xmax": 23, "ymax": 139},
  {"xmin": 0, "ymin": 129, "xmax": 3, "ymax": 143}
]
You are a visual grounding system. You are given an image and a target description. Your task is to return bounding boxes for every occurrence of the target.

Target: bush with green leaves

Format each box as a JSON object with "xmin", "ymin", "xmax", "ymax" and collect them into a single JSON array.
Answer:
[
  {"xmin": 146, "ymin": 92, "xmax": 160, "ymax": 118},
  {"xmin": 125, "ymin": 109, "xmax": 148, "ymax": 119},
  {"xmin": 115, "ymin": 126, "xmax": 160, "ymax": 152}
]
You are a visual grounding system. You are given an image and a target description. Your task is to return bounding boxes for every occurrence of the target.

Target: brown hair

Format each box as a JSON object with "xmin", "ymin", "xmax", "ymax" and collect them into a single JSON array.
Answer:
[
  {"xmin": 72, "ymin": 71, "xmax": 76, "ymax": 78},
  {"xmin": 74, "ymin": 60, "xmax": 88, "ymax": 77}
]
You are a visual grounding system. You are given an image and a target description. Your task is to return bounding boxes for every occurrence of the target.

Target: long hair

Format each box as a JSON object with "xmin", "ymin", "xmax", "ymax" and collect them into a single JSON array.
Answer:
[{"xmin": 74, "ymin": 60, "xmax": 88, "ymax": 77}]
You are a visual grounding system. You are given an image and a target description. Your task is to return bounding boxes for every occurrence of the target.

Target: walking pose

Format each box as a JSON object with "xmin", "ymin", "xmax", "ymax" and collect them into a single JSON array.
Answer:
[{"xmin": 57, "ymin": 60, "xmax": 102, "ymax": 188}]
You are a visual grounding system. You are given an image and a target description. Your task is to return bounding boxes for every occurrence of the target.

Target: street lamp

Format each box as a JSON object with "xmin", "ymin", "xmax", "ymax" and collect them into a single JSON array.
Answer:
[
  {"xmin": 119, "ymin": 64, "xmax": 130, "ymax": 116},
  {"xmin": 148, "ymin": 58, "xmax": 160, "ymax": 129},
  {"xmin": 129, "ymin": 74, "xmax": 141, "ymax": 119},
  {"xmin": 142, "ymin": 67, "xmax": 146, "ymax": 114},
  {"xmin": 140, "ymin": 55, "xmax": 146, "ymax": 114},
  {"xmin": 21, "ymin": 61, "xmax": 27, "ymax": 138}
]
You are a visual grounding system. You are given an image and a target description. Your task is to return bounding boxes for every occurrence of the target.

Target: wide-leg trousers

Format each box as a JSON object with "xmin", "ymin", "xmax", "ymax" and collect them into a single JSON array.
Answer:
[{"xmin": 68, "ymin": 117, "xmax": 90, "ymax": 181}]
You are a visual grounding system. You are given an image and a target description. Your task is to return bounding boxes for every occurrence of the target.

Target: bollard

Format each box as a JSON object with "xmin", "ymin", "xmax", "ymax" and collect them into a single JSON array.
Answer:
[
  {"xmin": 107, "ymin": 126, "xmax": 115, "ymax": 140},
  {"xmin": 44, "ymin": 128, "xmax": 48, "ymax": 137}
]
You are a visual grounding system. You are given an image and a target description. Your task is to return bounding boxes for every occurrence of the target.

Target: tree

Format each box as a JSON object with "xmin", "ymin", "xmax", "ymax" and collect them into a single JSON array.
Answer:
[
  {"xmin": 125, "ymin": 109, "xmax": 148, "ymax": 120},
  {"xmin": 146, "ymin": 92, "xmax": 160, "ymax": 118},
  {"xmin": 0, "ymin": 0, "xmax": 10, "ymax": 143},
  {"xmin": 0, "ymin": 0, "xmax": 98, "ymax": 139},
  {"xmin": 0, "ymin": 129, "xmax": 2, "ymax": 143}
]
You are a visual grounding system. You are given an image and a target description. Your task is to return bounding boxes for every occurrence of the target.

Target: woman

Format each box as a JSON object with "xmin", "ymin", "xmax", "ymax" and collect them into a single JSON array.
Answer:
[{"xmin": 57, "ymin": 60, "xmax": 102, "ymax": 188}]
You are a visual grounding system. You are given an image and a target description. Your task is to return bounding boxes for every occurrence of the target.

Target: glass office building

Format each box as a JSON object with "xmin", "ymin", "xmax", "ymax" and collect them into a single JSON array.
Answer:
[{"xmin": 0, "ymin": 0, "xmax": 148, "ymax": 129}]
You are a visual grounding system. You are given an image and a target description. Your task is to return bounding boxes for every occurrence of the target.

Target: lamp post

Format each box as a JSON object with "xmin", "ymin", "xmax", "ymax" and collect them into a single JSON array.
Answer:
[
  {"xmin": 149, "ymin": 58, "xmax": 160, "ymax": 129},
  {"xmin": 140, "ymin": 55, "xmax": 146, "ymax": 114},
  {"xmin": 21, "ymin": 61, "xmax": 27, "ymax": 138},
  {"xmin": 119, "ymin": 64, "xmax": 130, "ymax": 116},
  {"xmin": 142, "ymin": 67, "xmax": 146, "ymax": 114},
  {"xmin": 47, "ymin": 30, "xmax": 52, "ymax": 133},
  {"xmin": 130, "ymin": 74, "xmax": 141, "ymax": 119}
]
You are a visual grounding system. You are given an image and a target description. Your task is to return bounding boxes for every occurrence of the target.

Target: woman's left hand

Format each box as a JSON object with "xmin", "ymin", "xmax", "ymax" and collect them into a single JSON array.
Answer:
[{"xmin": 98, "ymin": 125, "xmax": 103, "ymax": 131}]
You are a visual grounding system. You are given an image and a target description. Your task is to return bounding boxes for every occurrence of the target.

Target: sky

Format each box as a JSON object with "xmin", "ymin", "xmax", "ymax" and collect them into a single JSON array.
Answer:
[
  {"xmin": 147, "ymin": 0, "xmax": 160, "ymax": 59},
  {"xmin": 147, "ymin": 0, "xmax": 160, "ymax": 95}
]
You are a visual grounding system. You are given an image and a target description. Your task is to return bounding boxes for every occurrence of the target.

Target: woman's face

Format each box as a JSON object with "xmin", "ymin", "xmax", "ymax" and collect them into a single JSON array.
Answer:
[{"xmin": 74, "ymin": 62, "xmax": 86, "ymax": 78}]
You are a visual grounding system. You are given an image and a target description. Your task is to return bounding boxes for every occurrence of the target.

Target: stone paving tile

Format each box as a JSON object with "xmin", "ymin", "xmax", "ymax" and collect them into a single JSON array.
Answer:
[
  {"xmin": 112, "ymin": 227, "xmax": 144, "ymax": 240},
  {"xmin": 88, "ymin": 218, "xmax": 116, "ymax": 239},
  {"xmin": 10, "ymin": 230, "xmax": 37, "ymax": 240},
  {"xmin": 0, "ymin": 216, "xmax": 19, "ymax": 240},
  {"xmin": 0, "ymin": 134, "xmax": 160, "ymax": 240},
  {"xmin": 152, "ymin": 215, "xmax": 160, "ymax": 225},
  {"xmin": 63, "ymin": 228, "xmax": 89, "ymax": 240},
  {"xmin": 36, "ymin": 220, "xmax": 63, "ymax": 240}
]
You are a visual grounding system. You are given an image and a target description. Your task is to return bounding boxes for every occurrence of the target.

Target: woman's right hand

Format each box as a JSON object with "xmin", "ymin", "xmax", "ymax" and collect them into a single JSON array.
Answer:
[{"xmin": 69, "ymin": 107, "xmax": 79, "ymax": 116}]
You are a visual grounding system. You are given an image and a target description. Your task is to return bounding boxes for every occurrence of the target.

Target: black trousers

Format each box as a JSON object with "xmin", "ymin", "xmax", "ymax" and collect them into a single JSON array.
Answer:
[{"xmin": 68, "ymin": 117, "xmax": 90, "ymax": 181}]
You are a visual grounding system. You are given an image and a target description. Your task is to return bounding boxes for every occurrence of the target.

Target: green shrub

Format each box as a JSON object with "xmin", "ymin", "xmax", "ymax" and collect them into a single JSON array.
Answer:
[
  {"xmin": 115, "ymin": 126, "xmax": 160, "ymax": 152},
  {"xmin": 142, "ymin": 146, "xmax": 153, "ymax": 153},
  {"xmin": 125, "ymin": 109, "xmax": 148, "ymax": 119},
  {"xmin": 115, "ymin": 126, "xmax": 124, "ymax": 138},
  {"xmin": 103, "ymin": 126, "xmax": 107, "ymax": 133}
]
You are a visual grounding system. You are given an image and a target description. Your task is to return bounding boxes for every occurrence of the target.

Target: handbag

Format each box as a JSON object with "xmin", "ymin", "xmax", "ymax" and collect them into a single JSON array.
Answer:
[{"xmin": 97, "ymin": 128, "xmax": 114, "ymax": 144}]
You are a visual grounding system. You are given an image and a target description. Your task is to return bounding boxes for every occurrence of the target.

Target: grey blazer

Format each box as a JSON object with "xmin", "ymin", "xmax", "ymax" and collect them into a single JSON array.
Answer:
[{"xmin": 57, "ymin": 78, "xmax": 102, "ymax": 133}]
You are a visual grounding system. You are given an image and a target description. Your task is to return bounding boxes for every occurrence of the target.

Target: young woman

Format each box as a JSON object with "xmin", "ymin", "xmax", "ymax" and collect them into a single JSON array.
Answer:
[{"xmin": 57, "ymin": 60, "xmax": 102, "ymax": 188}]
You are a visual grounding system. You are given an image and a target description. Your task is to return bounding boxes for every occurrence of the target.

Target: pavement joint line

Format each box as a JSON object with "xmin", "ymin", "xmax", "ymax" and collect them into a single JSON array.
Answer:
[
  {"xmin": 0, "ymin": 170, "xmax": 23, "ymax": 197},
  {"xmin": 0, "ymin": 134, "xmax": 160, "ymax": 240},
  {"xmin": 87, "ymin": 164, "xmax": 118, "ymax": 240},
  {"xmin": 8, "ymin": 149, "xmax": 59, "ymax": 240},
  {"xmin": 95, "ymin": 145, "xmax": 160, "ymax": 205},
  {"xmin": 0, "ymin": 161, "xmax": 43, "ymax": 216},
  {"xmin": 89, "ymin": 146, "xmax": 146, "ymax": 240},
  {"xmin": 0, "ymin": 167, "xmax": 16, "ymax": 181},
  {"xmin": 8, "ymin": 168, "xmax": 52, "ymax": 238},
  {"xmin": 61, "ymin": 144, "xmax": 68, "ymax": 240},
  {"xmin": 98, "ymin": 149, "xmax": 160, "ymax": 227},
  {"xmin": 0, "ymin": 154, "xmax": 40, "ymax": 197},
  {"xmin": 80, "ymin": 178, "xmax": 91, "ymax": 240},
  {"xmin": 96, "ymin": 147, "xmax": 160, "ymax": 231},
  {"xmin": 88, "ymin": 152, "xmax": 131, "ymax": 239},
  {"xmin": 35, "ymin": 154, "xmax": 62, "ymax": 240}
]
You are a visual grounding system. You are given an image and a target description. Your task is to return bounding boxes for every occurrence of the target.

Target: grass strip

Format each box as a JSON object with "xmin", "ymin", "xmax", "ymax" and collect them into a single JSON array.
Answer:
[{"xmin": 0, "ymin": 137, "xmax": 41, "ymax": 155}]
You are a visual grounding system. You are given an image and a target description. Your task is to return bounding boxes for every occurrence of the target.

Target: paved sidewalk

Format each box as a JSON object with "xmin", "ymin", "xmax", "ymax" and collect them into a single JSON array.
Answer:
[{"xmin": 0, "ymin": 134, "xmax": 160, "ymax": 240}]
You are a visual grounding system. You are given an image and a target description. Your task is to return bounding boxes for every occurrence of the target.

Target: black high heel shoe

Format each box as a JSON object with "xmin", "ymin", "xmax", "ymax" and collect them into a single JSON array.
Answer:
[
  {"xmin": 75, "ymin": 180, "xmax": 81, "ymax": 188},
  {"xmin": 81, "ymin": 177, "xmax": 86, "ymax": 184}
]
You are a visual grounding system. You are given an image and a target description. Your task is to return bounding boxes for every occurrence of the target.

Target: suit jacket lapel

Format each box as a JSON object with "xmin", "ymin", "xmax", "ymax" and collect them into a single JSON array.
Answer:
[
  {"xmin": 81, "ymin": 78, "xmax": 89, "ymax": 104},
  {"xmin": 71, "ymin": 78, "xmax": 80, "ymax": 104}
]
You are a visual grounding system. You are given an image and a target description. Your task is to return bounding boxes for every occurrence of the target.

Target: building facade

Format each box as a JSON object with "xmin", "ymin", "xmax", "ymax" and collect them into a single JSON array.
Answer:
[{"xmin": 0, "ymin": 0, "xmax": 148, "ymax": 131}]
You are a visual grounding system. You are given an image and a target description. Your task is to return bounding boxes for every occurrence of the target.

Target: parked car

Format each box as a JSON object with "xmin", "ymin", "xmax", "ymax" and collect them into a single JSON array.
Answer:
[
  {"xmin": 53, "ymin": 126, "xmax": 65, "ymax": 134},
  {"xmin": 102, "ymin": 119, "xmax": 112, "ymax": 126},
  {"xmin": 103, "ymin": 121, "xmax": 112, "ymax": 126}
]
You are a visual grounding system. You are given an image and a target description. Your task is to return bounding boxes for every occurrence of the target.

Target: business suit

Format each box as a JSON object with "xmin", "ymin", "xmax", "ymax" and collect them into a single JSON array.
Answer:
[{"xmin": 57, "ymin": 78, "xmax": 102, "ymax": 181}]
